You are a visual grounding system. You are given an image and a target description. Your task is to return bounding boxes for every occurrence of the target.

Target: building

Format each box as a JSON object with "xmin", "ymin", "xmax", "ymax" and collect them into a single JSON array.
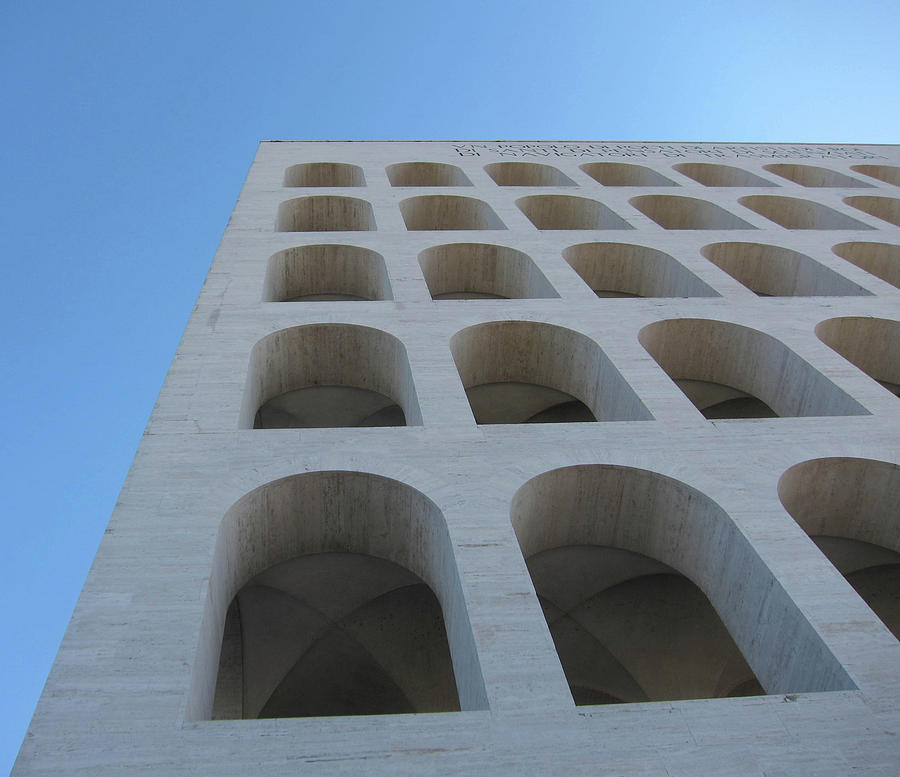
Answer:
[{"xmin": 12, "ymin": 141, "xmax": 900, "ymax": 775}]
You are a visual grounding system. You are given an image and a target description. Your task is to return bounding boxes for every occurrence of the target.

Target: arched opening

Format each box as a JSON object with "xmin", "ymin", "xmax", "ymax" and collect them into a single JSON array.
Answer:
[
  {"xmin": 845, "ymin": 196, "xmax": 900, "ymax": 228},
  {"xmin": 387, "ymin": 162, "xmax": 471, "ymax": 187},
  {"xmin": 580, "ymin": 162, "xmax": 677, "ymax": 187},
  {"xmin": 276, "ymin": 196, "xmax": 376, "ymax": 232},
  {"xmin": 190, "ymin": 471, "xmax": 488, "ymax": 720},
  {"xmin": 815, "ymin": 317, "xmax": 900, "ymax": 397},
  {"xmin": 851, "ymin": 164, "xmax": 900, "ymax": 187},
  {"xmin": 450, "ymin": 321, "xmax": 651, "ymax": 424},
  {"xmin": 484, "ymin": 162, "xmax": 575, "ymax": 187},
  {"xmin": 263, "ymin": 245, "xmax": 392, "ymax": 301},
  {"xmin": 563, "ymin": 242, "xmax": 718, "ymax": 298},
  {"xmin": 739, "ymin": 196, "xmax": 872, "ymax": 230},
  {"xmin": 674, "ymin": 163, "xmax": 777, "ymax": 187},
  {"xmin": 832, "ymin": 242, "xmax": 900, "ymax": 289},
  {"xmin": 701, "ymin": 242, "xmax": 870, "ymax": 297},
  {"xmin": 763, "ymin": 164, "xmax": 871, "ymax": 188},
  {"xmin": 779, "ymin": 458, "xmax": 900, "ymax": 640},
  {"xmin": 283, "ymin": 162, "xmax": 365, "ymax": 187},
  {"xmin": 241, "ymin": 324, "xmax": 422, "ymax": 428},
  {"xmin": 639, "ymin": 319, "xmax": 868, "ymax": 419},
  {"xmin": 418, "ymin": 243, "xmax": 558, "ymax": 299},
  {"xmin": 511, "ymin": 465, "xmax": 855, "ymax": 704},
  {"xmin": 516, "ymin": 195, "xmax": 632, "ymax": 230},
  {"xmin": 630, "ymin": 195, "xmax": 755, "ymax": 230},
  {"xmin": 399, "ymin": 195, "xmax": 504, "ymax": 230}
]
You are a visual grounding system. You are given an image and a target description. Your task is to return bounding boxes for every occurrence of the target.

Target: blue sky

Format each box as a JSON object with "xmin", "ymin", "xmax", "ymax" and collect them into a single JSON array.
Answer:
[{"xmin": 0, "ymin": 1, "xmax": 897, "ymax": 772}]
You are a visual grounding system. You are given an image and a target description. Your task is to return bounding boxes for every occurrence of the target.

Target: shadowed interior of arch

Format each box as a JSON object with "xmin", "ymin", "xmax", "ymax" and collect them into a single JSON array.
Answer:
[
  {"xmin": 811, "ymin": 538, "xmax": 900, "ymax": 640},
  {"xmin": 832, "ymin": 242, "xmax": 900, "ymax": 290},
  {"xmin": 815, "ymin": 317, "xmax": 900, "ymax": 398},
  {"xmin": 450, "ymin": 321, "xmax": 652, "ymax": 425},
  {"xmin": 674, "ymin": 379, "xmax": 777, "ymax": 419},
  {"xmin": 465, "ymin": 382, "xmax": 596, "ymax": 424},
  {"xmin": 527, "ymin": 545, "xmax": 763, "ymax": 704},
  {"xmin": 242, "ymin": 324, "xmax": 422, "ymax": 429},
  {"xmin": 778, "ymin": 457, "xmax": 900, "ymax": 642},
  {"xmin": 254, "ymin": 386, "xmax": 405, "ymax": 428},
  {"xmin": 212, "ymin": 552, "xmax": 460, "ymax": 718}
]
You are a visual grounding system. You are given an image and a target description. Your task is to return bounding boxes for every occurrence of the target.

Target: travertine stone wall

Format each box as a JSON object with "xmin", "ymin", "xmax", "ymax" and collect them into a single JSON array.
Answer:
[{"xmin": 12, "ymin": 141, "xmax": 900, "ymax": 777}]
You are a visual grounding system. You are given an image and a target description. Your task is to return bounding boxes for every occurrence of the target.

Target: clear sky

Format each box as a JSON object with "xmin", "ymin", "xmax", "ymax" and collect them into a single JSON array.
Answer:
[{"xmin": 0, "ymin": 1, "xmax": 897, "ymax": 772}]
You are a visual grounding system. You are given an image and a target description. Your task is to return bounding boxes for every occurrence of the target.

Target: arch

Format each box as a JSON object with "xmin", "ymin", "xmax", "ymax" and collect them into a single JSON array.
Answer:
[
  {"xmin": 701, "ymin": 242, "xmax": 870, "ymax": 297},
  {"xmin": 484, "ymin": 162, "xmax": 576, "ymax": 187},
  {"xmin": 674, "ymin": 163, "xmax": 777, "ymax": 187},
  {"xmin": 763, "ymin": 164, "xmax": 871, "ymax": 188},
  {"xmin": 418, "ymin": 243, "xmax": 558, "ymax": 300},
  {"xmin": 276, "ymin": 196, "xmax": 376, "ymax": 231},
  {"xmin": 739, "ymin": 195, "xmax": 872, "ymax": 230},
  {"xmin": 450, "ymin": 320, "xmax": 651, "ymax": 424},
  {"xmin": 283, "ymin": 162, "xmax": 365, "ymax": 187},
  {"xmin": 399, "ymin": 195, "xmax": 504, "ymax": 230},
  {"xmin": 851, "ymin": 164, "xmax": 900, "ymax": 187},
  {"xmin": 188, "ymin": 470, "xmax": 488, "ymax": 719},
  {"xmin": 639, "ymin": 319, "xmax": 868, "ymax": 418},
  {"xmin": 511, "ymin": 465, "xmax": 854, "ymax": 703},
  {"xmin": 845, "ymin": 196, "xmax": 900, "ymax": 228},
  {"xmin": 778, "ymin": 458, "xmax": 900, "ymax": 639},
  {"xmin": 630, "ymin": 195, "xmax": 755, "ymax": 229},
  {"xmin": 580, "ymin": 162, "xmax": 677, "ymax": 187},
  {"xmin": 516, "ymin": 195, "xmax": 632, "ymax": 230},
  {"xmin": 263, "ymin": 245, "xmax": 392, "ymax": 301},
  {"xmin": 815, "ymin": 317, "xmax": 900, "ymax": 397},
  {"xmin": 241, "ymin": 324, "xmax": 422, "ymax": 428},
  {"xmin": 563, "ymin": 242, "xmax": 719, "ymax": 298},
  {"xmin": 386, "ymin": 162, "xmax": 471, "ymax": 187},
  {"xmin": 832, "ymin": 242, "xmax": 900, "ymax": 289}
]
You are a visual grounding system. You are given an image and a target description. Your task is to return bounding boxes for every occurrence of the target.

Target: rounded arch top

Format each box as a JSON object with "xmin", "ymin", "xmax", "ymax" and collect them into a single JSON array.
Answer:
[
  {"xmin": 387, "ymin": 162, "xmax": 472, "ymax": 187},
  {"xmin": 484, "ymin": 161, "xmax": 576, "ymax": 187},
  {"xmin": 778, "ymin": 457, "xmax": 900, "ymax": 552},
  {"xmin": 283, "ymin": 162, "xmax": 366, "ymax": 187}
]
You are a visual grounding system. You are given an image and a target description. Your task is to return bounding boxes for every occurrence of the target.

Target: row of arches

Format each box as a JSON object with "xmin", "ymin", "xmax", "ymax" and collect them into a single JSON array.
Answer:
[
  {"xmin": 275, "ymin": 193, "xmax": 900, "ymax": 232},
  {"xmin": 194, "ymin": 456, "xmax": 898, "ymax": 720},
  {"xmin": 241, "ymin": 317, "xmax": 894, "ymax": 430},
  {"xmin": 263, "ymin": 241, "xmax": 899, "ymax": 301},
  {"xmin": 281, "ymin": 160, "xmax": 900, "ymax": 189}
]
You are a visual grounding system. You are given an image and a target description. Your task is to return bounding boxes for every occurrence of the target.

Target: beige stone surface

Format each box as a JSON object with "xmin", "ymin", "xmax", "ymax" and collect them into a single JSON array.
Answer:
[{"xmin": 12, "ymin": 141, "xmax": 900, "ymax": 776}]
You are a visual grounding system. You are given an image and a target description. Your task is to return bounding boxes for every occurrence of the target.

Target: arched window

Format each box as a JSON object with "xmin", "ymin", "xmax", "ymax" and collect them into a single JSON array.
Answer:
[
  {"xmin": 639, "ymin": 319, "xmax": 868, "ymax": 419},
  {"xmin": 815, "ymin": 317, "xmax": 900, "ymax": 397},
  {"xmin": 563, "ymin": 242, "xmax": 718, "ymax": 298},
  {"xmin": 189, "ymin": 471, "xmax": 488, "ymax": 720},
  {"xmin": 674, "ymin": 163, "xmax": 776, "ymax": 187},
  {"xmin": 763, "ymin": 164, "xmax": 870, "ymax": 188},
  {"xmin": 630, "ymin": 195, "xmax": 754, "ymax": 229},
  {"xmin": 832, "ymin": 242, "xmax": 900, "ymax": 289},
  {"xmin": 739, "ymin": 196, "xmax": 872, "ymax": 230},
  {"xmin": 517, "ymin": 195, "xmax": 631, "ymax": 230},
  {"xmin": 283, "ymin": 162, "xmax": 365, "ymax": 187},
  {"xmin": 263, "ymin": 245, "xmax": 391, "ymax": 301},
  {"xmin": 419, "ymin": 243, "xmax": 557, "ymax": 299},
  {"xmin": 701, "ymin": 242, "xmax": 869, "ymax": 297},
  {"xmin": 779, "ymin": 458, "xmax": 900, "ymax": 640},
  {"xmin": 484, "ymin": 162, "xmax": 575, "ymax": 187},
  {"xmin": 511, "ymin": 465, "xmax": 854, "ymax": 704},
  {"xmin": 450, "ymin": 321, "xmax": 651, "ymax": 424},
  {"xmin": 399, "ymin": 195, "xmax": 504, "ymax": 230},
  {"xmin": 242, "ymin": 324, "xmax": 421, "ymax": 428},
  {"xmin": 276, "ymin": 196, "xmax": 376, "ymax": 231},
  {"xmin": 386, "ymin": 162, "xmax": 471, "ymax": 187},
  {"xmin": 580, "ymin": 162, "xmax": 677, "ymax": 187}
]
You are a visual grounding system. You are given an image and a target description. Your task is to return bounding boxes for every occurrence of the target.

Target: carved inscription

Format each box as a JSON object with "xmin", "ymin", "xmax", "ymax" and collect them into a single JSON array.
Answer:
[{"xmin": 452, "ymin": 142, "xmax": 885, "ymax": 160}]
